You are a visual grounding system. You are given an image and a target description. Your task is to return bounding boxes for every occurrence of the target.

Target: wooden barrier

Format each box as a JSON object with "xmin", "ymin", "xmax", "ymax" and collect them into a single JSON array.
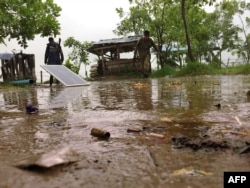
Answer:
[{"xmin": 0, "ymin": 53, "xmax": 36, "ymax": 83}]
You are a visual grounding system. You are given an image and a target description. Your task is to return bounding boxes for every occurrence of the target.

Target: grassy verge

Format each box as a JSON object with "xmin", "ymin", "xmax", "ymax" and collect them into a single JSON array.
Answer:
[
  {"xmin": 215, "ymin": 63, "xmax": 250, "ymax": 75},
  {"xmin": 151, "ymin": 62, "xmax": 250, "ymax": 77},
  {"xmin": 174, "ymin": 62, "xmax": 216, "ymax": 76},
  {"xmin": 151, "ymin": 66, "xmax": 176, "ymax": 77}
]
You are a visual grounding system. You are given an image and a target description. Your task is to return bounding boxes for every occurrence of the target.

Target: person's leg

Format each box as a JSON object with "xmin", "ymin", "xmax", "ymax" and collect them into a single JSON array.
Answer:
[
  {"xmin": 49, "ymin": 75, "xmax": 53, "ymax": 87},
  {"xmin": 143, "ymin": 55, "xmax": 150, "ymax": 78},
  {"xmin": 140, "ymin": 56, "xmax": 146, "ymax": 77}
]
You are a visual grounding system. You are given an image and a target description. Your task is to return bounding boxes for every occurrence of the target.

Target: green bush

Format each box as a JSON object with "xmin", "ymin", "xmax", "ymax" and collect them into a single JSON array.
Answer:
[
  {"xmin": 151, "ymin": 62, "xmax": 250, "ymax": 78},
  {"xmin": 174, "ymin": 62, "xmax": 216, "ymax": 76},
  {"xmin": 217, "ymin": 63, "xmax": 250, "ymax": 75},
  {"xmin": 151, "ymin": 66, "xmax": 175, "ymax": 77}
]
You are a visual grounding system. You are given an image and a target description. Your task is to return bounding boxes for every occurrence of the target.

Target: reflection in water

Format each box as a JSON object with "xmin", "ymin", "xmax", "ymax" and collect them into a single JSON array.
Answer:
[
  {"xmin": 0, "ymin": 75, "xmax": 250, "ymax": 188},
  {"xmin": 47, "ymin": 86, "xmax": 89, "ymax": 110},
  {"xmin": 0, "ymin": 88, "xmax": 38, "ymax": 111},
  {"xmin": 1, "ymin": 75, "xmax": 249, "ymax": 121}
]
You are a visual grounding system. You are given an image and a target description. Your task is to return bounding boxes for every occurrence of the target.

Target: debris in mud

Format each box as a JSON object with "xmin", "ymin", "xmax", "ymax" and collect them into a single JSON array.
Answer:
[
  {"xmin": 167, "ymin": 82, "xmax": 182, "ymax": 86},
  {"xmin": 127, "ymin": 128, "xmax": 142, "ymax": 133},
  {"xmin": 213, "ymin": 103, "xmax": 221, "ymax": 109},
  {"xmin": 239, "ymin": 145, "xmax": 250, "ymax": 154},
  {"xmin": 234, "ymin": 116, "xmax": 242, "ymax": 126},
  {"xmin": 170, "ymin": 167, "xmax": 213, "ymax": 176},
  {"xmin": 48, "ymin": 121, "xmax": 71, "ymax": 130},
  {"xmin": 147, "ymin": 133, "xmax": 165, "ymax": 139},
  {"xmin": 26, "ymin": 104, "xmax": 38, "ymax": 114},
  {"xmin": 160, "ymin": 117, "xmax": 173, "ymax": 123},
  {"xmin": 171, "ymin": 134, "xmax": 229, "ymax": 150},
  {"xmin": 133, "ymin": 82, "xmax": 149, "ymax": 89},
  {"xmin": 219, "ymin": 129, "xmax": 250, "ymax": 136},
  {"xmin": 49, "ymin": 121, "xmax": 67, "ymax": 127},
  {"xmin": 91, "ymin": 128, "xmax": 110, "ymax": 139},
  {"xmin": 15, "ymin": 147, "xmax": 79, "ymax": 169},
  {"xmin": 142, "ymin": 125, "xmax": 169, "ymax": 132},
  {"xmin": 147, "ymin": 147, "xmax": 159, "ymax": 167}
]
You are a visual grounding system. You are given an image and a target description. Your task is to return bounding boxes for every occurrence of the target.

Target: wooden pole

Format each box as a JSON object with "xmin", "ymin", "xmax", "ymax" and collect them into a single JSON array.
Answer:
[
  {"xmin": 101, "ymin": 50, "xmax": 105, "ymax": 76},
  {"xmin": 40, "ymin": 71, "xmax": 43, "ymax": 84}
]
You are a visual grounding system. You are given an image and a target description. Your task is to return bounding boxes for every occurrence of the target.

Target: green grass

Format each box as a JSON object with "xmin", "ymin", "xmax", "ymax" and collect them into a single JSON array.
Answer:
[
  {"xmin": 151, "ymin": 62, "xmax": 250, "ymax": 77},
  {"xmin": 215, "ymin": 63, "xmax": 250, "ymax": 75},
  {"xmin": 174, "ymin": 62, "xmax": 216, "ymax": 76},
  {"xmin": 151, "ymin": 66, "xmax": 176, "ymax": 77}
]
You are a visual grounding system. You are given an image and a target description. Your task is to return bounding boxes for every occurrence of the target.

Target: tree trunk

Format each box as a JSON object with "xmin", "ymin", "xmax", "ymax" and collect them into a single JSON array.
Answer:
[{"xmin": 181, "ymin": 0, "xmax": 195, "ymax": 62}]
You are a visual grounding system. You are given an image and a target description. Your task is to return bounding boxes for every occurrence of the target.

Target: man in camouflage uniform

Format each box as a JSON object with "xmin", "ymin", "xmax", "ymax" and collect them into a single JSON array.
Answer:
[
  {"xmin": 134, "ymin": 30, "xmax": 159, "ymax": 78},
  {"xmin": 44, "ymin": 37, "xmax": 64, "ymax": 87}
]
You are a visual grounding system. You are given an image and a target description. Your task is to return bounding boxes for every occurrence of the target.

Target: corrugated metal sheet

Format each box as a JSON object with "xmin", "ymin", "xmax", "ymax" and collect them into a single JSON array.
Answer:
[
  {"xmin": 0, "ymin": 53, "xmax": 15, "ymax": 60},
  {"xmin": 87, "ymin": 35, "xmax": 142, "ymax": 55},
  {"xmin": 92, "ymin": 35, "xmax": 141, "ymax": 45}
]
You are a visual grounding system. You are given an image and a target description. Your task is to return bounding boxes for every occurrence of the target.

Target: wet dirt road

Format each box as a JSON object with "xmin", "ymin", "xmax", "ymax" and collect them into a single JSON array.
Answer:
[{"xmin": 0, "ymin": 75, "xmax": 249, "ymax": 188}]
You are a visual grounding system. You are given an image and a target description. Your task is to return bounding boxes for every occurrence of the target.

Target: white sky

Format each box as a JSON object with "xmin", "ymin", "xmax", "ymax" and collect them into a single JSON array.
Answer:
[{"xmin": 0, "ymin": 0, "xmax": 131, "ymax": 79}]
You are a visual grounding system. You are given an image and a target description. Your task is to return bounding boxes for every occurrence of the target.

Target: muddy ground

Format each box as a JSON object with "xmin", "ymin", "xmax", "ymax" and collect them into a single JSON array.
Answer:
[{"xmin": 0, "ymin": 75, "xmax": 249, "ymax": 188}]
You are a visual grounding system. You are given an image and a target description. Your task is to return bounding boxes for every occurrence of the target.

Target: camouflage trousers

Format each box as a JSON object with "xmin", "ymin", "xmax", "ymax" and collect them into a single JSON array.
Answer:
[{"xmin": 140, "ymin": 54, "xmax": 150, "ymax": 76}]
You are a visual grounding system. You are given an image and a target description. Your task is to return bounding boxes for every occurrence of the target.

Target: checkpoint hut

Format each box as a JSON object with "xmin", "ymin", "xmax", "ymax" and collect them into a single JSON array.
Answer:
[
  {"xmin": 87, "ymin": 35, "xmax": 142, "ymax": 77},
  {"xmin": 0, "ymin": 52, "xmax": 36, "ymax": 84}
]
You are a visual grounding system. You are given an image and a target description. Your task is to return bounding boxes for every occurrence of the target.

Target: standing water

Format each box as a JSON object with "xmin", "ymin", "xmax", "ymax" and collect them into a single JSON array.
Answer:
[{"xmin": 0, "ymin": 75, "xmax": 249, "ymax": 188}]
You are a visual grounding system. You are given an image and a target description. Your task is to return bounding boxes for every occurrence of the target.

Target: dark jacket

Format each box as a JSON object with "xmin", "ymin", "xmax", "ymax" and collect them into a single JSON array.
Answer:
[{"xmin": 45, "ymin": 41, "xmax": 64, "ymax": 65}]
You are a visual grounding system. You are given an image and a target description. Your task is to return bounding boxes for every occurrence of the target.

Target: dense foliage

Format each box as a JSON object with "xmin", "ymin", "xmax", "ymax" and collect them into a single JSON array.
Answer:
[
  {"xmin": 0, "ymin": 0, "xmax": 61, "ymax": 48},
  {"xmin": 64, "ymin": 37, "xmax": 92, "ymax": 75},
  {"xmin": 114, "ymin": 0, "xmax": 250, "ymax": 69}
]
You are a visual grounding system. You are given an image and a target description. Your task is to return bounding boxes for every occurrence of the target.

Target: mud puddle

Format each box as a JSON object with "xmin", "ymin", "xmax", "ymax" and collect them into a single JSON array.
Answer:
[{"xmin": 0, "ymin": 75, "xmax": 250, "ymax": 188}]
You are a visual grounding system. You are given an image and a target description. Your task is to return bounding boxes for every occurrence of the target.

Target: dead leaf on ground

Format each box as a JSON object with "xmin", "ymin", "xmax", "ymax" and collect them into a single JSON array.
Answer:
[
  {"xmin": 160, "ymin": 117, "xmax": 173, "ymax": 123},
  {"xmin": 171, "ymin": 167, "xmax": 213, "ymax": 176}
]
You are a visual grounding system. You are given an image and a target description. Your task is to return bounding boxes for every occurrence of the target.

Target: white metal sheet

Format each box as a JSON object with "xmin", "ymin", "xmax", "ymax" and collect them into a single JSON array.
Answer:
[{"xmin": 41, "ymin": 65, "xmax": 89, "ymax": 87}]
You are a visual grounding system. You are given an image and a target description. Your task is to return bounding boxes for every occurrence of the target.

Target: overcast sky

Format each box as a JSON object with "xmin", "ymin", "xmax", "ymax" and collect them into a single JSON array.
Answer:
[
  {"xmin": 55, "ymin": 0, "xmax": 130, "ymax": 41},
  {"xmin": 0, "ymin": 0, "xmax": 131, "ymax": 78},
  {"xmin": 1, "ymin": 0, "xmax": 249, "ymax": 79}
]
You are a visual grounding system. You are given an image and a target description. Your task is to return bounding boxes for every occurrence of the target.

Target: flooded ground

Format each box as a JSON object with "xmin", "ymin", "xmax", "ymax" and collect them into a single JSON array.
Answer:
[{"xmin": 0, "ymin": 75, "xmax": 249, "ymax": 188}]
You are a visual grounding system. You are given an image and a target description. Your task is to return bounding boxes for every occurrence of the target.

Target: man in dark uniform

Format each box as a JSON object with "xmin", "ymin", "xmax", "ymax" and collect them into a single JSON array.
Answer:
[
  {"xmin": 134, "ymin": 30, "xmax": 159, "ymax": 78},
  {"xmin": 45, "ymin": 37, "xmax": 64, "ymax": 86}
]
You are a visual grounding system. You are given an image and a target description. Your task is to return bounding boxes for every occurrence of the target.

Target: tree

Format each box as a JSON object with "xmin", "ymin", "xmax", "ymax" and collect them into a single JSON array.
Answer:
[
  {"xmin": 114, "ymin": 0, "xmax": 176, "ymax": 68},
  {"xmin": 205, "ymin": 0, "xmax": 242, "ymax": 67},
  {"xmin": 181, "ymin": 0, "xmax": 195, "ymax": 61},
  {"xmin": 0, "ymin": 0, "xmax": 61, "ymax": 48},
  {"xmin": 64, "ymin": 37, "xmax": 92, "ymax": 76},
  {"xmin": 115, "ymin": 0, "xmax": 248, "ymax": 67},
  {"xmin": 231, "ymin": 0, "xmax": 250, "ymax": 64},
  {"xmin": 180, "ymin": 0, "xmax": 217, "ymax": 62}
]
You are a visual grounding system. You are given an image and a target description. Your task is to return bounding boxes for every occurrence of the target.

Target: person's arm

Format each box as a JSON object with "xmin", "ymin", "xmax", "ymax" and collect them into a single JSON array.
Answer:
[
  {"xmin": 44, "ymin": 45, "xmax": 49, "ymax": 64},
  {"xmin": 150, "ymin": 38, "xmax": 159, "ymax": 53},
  {"xmin": 59, "ymin": 47, "xmax": 64, "ymax": 64},
  {"xmin": 134, "ymin": 39, "xmax": 141, "ymax": 58}
]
